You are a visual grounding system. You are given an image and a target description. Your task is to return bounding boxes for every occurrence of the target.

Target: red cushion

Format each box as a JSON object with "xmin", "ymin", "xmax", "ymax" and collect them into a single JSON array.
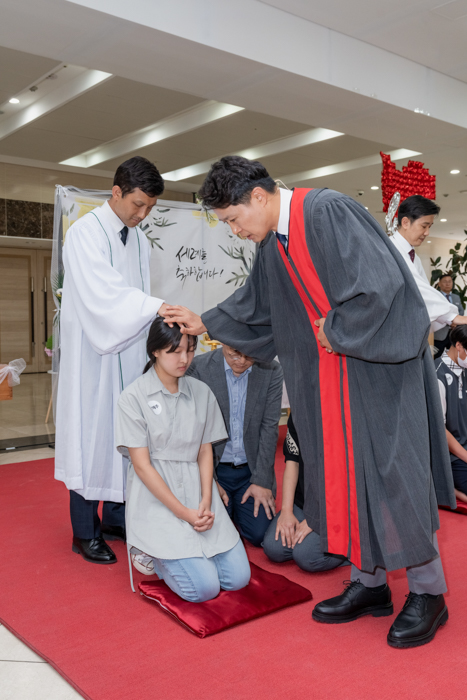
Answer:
[
  {"xmin": 138, "ymin": 562, "xmax": 312, "ymax": 638},
  {"xmin": 440, "ymin": 499, "xmax": 467, "ymax": 515}
]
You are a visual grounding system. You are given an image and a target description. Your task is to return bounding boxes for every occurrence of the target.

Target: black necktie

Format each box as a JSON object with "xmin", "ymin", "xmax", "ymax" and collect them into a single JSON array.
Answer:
[
  {"xmin": 120, "ymin": 226, "xmax": 128, "ymax": 246},
  {"xmin": 275, "ymin": 231, "xmax": 288, "ymax": 254}
]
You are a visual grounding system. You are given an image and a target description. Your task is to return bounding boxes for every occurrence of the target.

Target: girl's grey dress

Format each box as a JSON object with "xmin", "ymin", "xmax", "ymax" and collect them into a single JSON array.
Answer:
[{"xmin": 115, "ymin": 369, "xmax": 240, "ymax": 560}]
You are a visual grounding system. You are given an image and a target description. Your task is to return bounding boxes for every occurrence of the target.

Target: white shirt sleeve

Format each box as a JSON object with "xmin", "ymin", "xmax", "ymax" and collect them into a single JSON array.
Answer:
[
  {"xmin": 407, "ymin": 253, "xmax": 458, "ymax": 329},
  {"xmin": 437, "ymin": 379, "xmax": 447, "ymax": 424},
  {"xmin": 63, "ymin": 222, "xmax": 163, "ymax": 355}
]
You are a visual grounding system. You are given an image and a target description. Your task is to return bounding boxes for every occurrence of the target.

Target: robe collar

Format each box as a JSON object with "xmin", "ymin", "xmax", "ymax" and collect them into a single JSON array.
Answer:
[
  {"xmin": 275, "ymin": 188, "xmax": 293, "ymax": 239},
  {"xmin": 143, "ymin": 366, "xmax": 191, "ymax": 399},
  {"xmin": 99, "ymin": 199, "xmax": 129, "ymax": 237}
]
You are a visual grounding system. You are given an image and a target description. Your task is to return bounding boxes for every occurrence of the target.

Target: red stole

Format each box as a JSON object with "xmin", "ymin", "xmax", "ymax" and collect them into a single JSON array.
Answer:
[{"xmin": 277, "ymin": 188, "xmax": 362, "ymax": 568}]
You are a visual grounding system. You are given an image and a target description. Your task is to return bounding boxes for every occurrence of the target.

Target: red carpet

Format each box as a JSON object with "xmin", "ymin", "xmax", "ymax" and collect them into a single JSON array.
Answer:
[{"xmin": 1, "ymin": 430, "xmax": 467, "ymax": 700}]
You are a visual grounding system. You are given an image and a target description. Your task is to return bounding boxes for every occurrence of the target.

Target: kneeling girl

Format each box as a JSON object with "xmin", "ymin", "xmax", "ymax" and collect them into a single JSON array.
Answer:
[{"xmin": 116, "ymin": 317, "xmax": 250, "ymax": 602}]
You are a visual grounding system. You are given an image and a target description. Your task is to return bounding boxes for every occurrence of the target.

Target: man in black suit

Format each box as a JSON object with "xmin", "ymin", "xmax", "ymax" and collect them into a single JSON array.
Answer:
[{"xmin": 187, "ymin": 345, "xmax": 283, "ymax": 546}]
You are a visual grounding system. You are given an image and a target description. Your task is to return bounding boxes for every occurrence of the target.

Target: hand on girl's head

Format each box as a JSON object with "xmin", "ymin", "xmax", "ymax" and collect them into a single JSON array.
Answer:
[{"xmin": 144, "ymin": 317, "xmax": 198, "ymax": 378}]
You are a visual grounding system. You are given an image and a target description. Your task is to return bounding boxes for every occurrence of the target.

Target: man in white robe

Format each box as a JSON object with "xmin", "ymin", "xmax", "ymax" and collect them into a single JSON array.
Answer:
[
  {"xmin": 390, "ymin": 195, "xmax": 467, "ymax": 333},
  {"xmin": 55, "ymin": 156, "xmax": 168, "ymax": 564}
]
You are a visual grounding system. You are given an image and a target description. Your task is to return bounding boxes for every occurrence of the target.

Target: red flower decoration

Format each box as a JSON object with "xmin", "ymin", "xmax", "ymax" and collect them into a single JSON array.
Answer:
[{"xmin": 380, "ymin": 152, "xmax": 436, "ymax": 212}]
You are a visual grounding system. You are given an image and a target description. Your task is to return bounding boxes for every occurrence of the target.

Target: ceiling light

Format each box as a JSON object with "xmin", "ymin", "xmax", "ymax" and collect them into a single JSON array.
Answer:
[
  {"xmin": 440, "ymin": 219, "xmax": 447, "ymax": 222},
  {"xmin": 371, "ymin": 186, "xmax": 379, "ymax": 190},
  {"xmin": 450, "ymin": 169, "xmax": 460, "ymax": 174},
  {"xmin": 364, "ymin": 207, "xmax": 369, "ymax": 210},
  {"xmin": 427, "ymin": 240, "xmax": 431, "ymax": 243},
  {"xmin": 9, "ymin": 98, "xmax": 19, "ymax": 104}
]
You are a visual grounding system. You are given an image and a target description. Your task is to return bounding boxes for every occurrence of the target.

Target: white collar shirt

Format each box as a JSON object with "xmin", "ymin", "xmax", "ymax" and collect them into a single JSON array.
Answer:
[
  {"xmin": 390, "ymin": 231, "xmax": 457, "ymax": 330},
  {"xmin": 275, "ymin": 188, "xmax": 293, "ymax": 238},
  {"xmin": 100, "ymin": 200, "xmax": 128, "ymax": 240}
]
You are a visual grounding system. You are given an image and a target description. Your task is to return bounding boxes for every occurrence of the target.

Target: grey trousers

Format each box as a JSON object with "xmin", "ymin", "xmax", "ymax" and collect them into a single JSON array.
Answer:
[
  {"xmin": 350, "ymin": 533, "xmax": 447, "ymax": 595},
  {"xmin": 263, "ymin": 505, "xmax": 349, "ymax": 572}
]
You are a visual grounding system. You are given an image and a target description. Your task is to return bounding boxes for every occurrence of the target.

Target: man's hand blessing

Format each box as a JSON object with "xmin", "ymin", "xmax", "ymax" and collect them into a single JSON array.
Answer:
[{"xmin": 159, "ymin": 304, "xmax": 207, "ymax": 335}]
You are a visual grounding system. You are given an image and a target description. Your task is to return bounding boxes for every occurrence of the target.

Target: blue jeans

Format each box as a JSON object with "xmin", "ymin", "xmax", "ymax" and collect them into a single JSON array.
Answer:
[
  {"xmin": 152, "ymin": 540, "xmax": 251, "ymax": 603},
  {"xmin": 263, "ymin": 505, "xmax": 349, "ymax": 572},
  {"xmin": 217, "ymin": 463, "xmax": 271, "ymax": 547}
]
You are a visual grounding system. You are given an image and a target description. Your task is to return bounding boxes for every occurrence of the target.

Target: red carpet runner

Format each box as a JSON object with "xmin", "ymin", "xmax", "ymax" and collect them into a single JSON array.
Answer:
[{"xmin": 1, "ymin": 431, "xmax": 466, "ymax": 700}]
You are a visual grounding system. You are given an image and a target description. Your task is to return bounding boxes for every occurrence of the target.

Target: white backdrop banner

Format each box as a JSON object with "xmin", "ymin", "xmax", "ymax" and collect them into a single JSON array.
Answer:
[
  {"xmin": 144, "ymin": 203, "xmax": 256, "ymax": 316},
  {"xmin": 52, "ymin": 186, "xmax": 256, "ymax": 355}
]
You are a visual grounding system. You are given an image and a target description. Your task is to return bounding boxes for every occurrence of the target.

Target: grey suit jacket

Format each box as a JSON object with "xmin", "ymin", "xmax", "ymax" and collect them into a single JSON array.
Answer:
[
  {"xmin": 434, "ymin": 292, "xmax": 464, "ymax": 340},
  {"xmin": 186, "ymin": 348, "xmax": 283, "ymax": 491}
]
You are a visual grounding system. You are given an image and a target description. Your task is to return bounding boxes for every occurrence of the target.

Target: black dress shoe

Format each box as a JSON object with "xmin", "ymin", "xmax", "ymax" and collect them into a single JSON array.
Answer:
[
  {"xmin": 387, "ymin": 593, "xmax": 448, "ymax": 648},
  {"xmin": 100, "ymin": 524, "xmax": 126, "ymax": 542},
  {"xmin": 312, "ymin": 580, "xmax": 393, "ymax": 623},
  {"xmin": 72, "ymin": 536, "xmax": 117, "ymax": 564}
]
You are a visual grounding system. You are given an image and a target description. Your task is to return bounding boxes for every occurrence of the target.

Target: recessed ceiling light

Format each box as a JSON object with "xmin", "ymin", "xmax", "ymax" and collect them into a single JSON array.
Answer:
[
  {"xmin": 364, "ymin": 207, "xmax": 369, "ymax": 210},
  {"xmin": 450, "ymin": 169, "xmax": 460, "ymax": 174},
  {"xmin": 9, "ymin": 98, "xmax": 19, "ymax": 104},
  {"xmin": 371, "ymin": 186, "xmax": 379, "ymax": 190},
  {"xmin": 440, "ymin": 218, "xmax": 447, "ymax": 222},
  {"xmin": 427, "ymin": 240, "xmax": 432, "ymax": 243}
]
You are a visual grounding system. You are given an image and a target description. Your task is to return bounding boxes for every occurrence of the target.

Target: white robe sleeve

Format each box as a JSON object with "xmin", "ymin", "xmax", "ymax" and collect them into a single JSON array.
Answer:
[
  {"xmin": 400, "ymin": 251, "xmax": 458, "ymax": 331},
  {"xmin": 412, "ymin": 256, "xmax": 457, "ymax": 331},
  {"xmin": 63, "ymin": 222, "xmax": 163, "ymax": 355}
]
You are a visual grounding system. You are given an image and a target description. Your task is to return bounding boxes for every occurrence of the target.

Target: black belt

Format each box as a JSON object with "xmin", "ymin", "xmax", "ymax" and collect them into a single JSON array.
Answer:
[{"xmin": 218, "ymin": 461, "xmax": 248, "ymax": 469}]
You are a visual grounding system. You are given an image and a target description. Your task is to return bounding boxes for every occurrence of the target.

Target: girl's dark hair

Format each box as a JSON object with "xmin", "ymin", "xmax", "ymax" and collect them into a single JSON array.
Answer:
[
  {"xmin": 449, "ymin": 324, "xmax": 467, "ymax": 350},
  {"xmin": 198, "ymin": 155, "xmax": 277, "ymax": 209},
  {"xmin": 143, "ymin": 317, "xmax": 198, "ymax": 374}
]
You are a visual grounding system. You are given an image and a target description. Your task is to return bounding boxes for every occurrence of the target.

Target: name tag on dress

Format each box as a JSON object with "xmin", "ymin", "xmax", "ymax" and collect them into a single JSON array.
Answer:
[{"xmin": 148, "ymin": 400, "xmax": 162, "ymax": 415}]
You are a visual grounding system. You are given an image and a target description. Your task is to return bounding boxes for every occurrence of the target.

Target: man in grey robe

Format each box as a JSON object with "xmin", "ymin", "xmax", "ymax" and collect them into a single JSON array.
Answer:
[{"xmin": 164, "ymin": 156, "xmax": 455, "ymax": 649}]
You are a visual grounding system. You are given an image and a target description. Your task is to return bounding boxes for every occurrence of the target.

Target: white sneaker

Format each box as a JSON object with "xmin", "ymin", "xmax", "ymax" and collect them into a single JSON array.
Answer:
[{"xmin": 130, "ymin": 548, "xmax": 155, "ymax": 575}]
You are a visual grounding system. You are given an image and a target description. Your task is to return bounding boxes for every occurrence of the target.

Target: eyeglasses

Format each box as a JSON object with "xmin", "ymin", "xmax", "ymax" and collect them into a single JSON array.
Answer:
[{"xmin": 225, "ymin": 350, "xmax": 253, "ymax": 363}]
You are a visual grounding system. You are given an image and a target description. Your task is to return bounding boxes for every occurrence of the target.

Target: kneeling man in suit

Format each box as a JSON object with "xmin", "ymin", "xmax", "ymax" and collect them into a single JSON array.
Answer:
[
  {"xmin": 434, "ymin": 274, "xmax": 464, "ymax": 358},
  {"xmin": 187, "ymin": 344, "xmax": 283, "ymax": 546}
]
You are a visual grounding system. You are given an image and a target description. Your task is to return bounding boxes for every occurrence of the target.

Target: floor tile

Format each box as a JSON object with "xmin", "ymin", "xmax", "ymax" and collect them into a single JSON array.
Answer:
[
  {"xmin": 0, "ymin": 660, "xmax": 83, "ymax": 700},
  {"xmin": 0, "ymin": 448, "xmax": 55, "ymax": 465},
  {"xmin": 0, "ymin": 626, "xmax": 82, "ymax": 699},
  {"xmin": 0, "ymin": 626, "xmax": 44, "ymax": 663}
]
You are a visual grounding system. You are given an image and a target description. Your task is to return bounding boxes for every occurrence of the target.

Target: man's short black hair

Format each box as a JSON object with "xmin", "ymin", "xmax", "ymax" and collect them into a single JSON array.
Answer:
[
  {"xmin": 450, "ymin": 324, "xmax": 467, "ymax": 349},
  {"xmin": 397, "ymin": 195, "xmax": 440, "ymax": 225},
  {"xmin": 114, "ymin": 156, "xmax": 164, "ymax": 198},
  {"xmin": 439, "ymin": 273, "xmax": 453, "ymax": 282},
  {"xmin": 198, "ymin": 156, "xmax": 277, "ymax": 209}
]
